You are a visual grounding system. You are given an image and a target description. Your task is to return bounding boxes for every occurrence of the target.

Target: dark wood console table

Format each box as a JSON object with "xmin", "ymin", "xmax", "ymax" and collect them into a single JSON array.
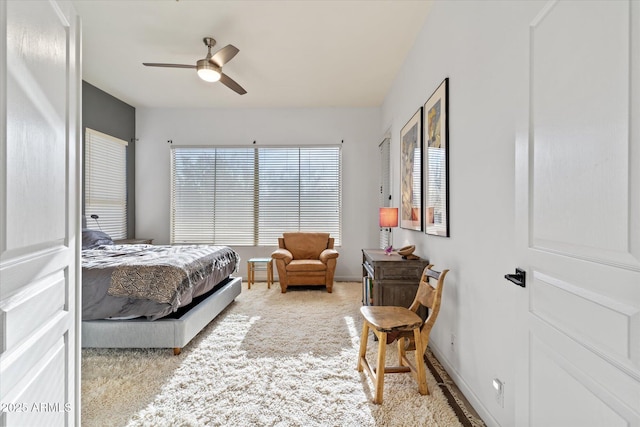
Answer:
[{"xmin": 362, "ymin": 248, "xmax": 430, "ymax": 318}]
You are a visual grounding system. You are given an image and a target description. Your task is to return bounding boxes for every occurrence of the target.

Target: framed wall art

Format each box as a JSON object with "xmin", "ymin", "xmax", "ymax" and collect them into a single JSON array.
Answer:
[
  {"xmin": 423, "ymin": 78, "xmax": 450, "ymax": 237},
  {"xmin": 400, "ymin": 108, "xmax": 422, "ymax": 231}
]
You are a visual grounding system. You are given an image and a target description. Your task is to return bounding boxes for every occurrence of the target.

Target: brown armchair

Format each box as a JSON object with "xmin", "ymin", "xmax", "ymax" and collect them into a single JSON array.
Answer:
[{"xmin": 271, "ymin": 232, "xmax": 339, "ymax": 293}]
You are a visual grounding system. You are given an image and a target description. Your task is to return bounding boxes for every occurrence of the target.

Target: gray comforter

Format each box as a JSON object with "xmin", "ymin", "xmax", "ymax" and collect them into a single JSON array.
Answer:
[{"xmin": 82, "ymin": 244, "xmax": 239, "ymax": 320}]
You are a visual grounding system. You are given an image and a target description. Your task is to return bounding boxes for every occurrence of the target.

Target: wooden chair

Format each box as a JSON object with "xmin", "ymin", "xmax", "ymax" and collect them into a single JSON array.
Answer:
[{"xmin": 357, "ymin": 264, "xmax": 449, "ymax": 404}]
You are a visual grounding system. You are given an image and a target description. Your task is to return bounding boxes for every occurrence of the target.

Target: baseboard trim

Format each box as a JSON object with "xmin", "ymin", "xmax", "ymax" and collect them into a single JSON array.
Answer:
[
  {"xmin": 429, "ymin": 343, "xmax": 499, "ymax": 427},
  {"xmin": 335, "ymin": 276, "xmax": 362, "ymax": 282}
]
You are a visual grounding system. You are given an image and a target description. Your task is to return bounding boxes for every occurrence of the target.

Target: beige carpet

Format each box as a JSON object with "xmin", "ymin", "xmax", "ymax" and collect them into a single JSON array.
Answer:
[{"xmin": 82, "ymin": 281, "xmax": 479, "ymax": 426}]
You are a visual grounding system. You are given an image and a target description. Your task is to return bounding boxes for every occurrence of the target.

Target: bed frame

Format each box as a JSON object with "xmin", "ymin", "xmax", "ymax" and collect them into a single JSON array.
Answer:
[{"xmin": 81, "ymin": 276, "xmax": 241, "ymax": 355}]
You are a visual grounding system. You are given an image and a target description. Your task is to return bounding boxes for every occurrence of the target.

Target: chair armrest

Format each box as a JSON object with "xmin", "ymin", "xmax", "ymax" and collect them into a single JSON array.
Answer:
[
  {"xmin": 271, "ymin": 248, "xmax": 293, "ymax": 264},
  {"xmin": 319, "ymin": 249, "xmax": 339, "ymax": 263}
]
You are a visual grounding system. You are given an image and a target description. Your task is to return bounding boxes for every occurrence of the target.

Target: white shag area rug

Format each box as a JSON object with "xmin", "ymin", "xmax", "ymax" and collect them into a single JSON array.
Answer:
[{"xmin": 82, "ymin": 282, "xmax": 465, "ymax": 427}]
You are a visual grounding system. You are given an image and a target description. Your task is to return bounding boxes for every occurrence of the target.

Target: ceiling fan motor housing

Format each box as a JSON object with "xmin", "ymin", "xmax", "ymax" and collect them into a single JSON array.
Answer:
[{"xmin": 196, "ymin": 59, "xmax": 221, "ymax": 82}]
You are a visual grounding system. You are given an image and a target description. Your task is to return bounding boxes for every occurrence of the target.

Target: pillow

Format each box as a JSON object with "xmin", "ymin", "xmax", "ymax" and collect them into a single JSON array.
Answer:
[{"xmin": 82, "ymin": 229, "xmax": 114, "ymax": 249}]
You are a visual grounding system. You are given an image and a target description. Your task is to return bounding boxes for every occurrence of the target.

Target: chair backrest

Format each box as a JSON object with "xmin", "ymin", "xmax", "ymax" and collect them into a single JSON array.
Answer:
[
  {"xmin": 408, "ymin": 264, "xmax": 449, "ymax": 353},
  {"xmin": 279, "ymin": 232, "xmax": 332, "ymax": 259}
]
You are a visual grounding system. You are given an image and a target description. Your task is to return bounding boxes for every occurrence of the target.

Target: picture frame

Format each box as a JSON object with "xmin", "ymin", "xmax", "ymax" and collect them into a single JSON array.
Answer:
[
  {"xmin": 400, "ymin": 108, "xmax": 423, "ymax": 231},
  {"xmin": 423, "ymin": 78, "xmax": 449, "ymax": 236}
]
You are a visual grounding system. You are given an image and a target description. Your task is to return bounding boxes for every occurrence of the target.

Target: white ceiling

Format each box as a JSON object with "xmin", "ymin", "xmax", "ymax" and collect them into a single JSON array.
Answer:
[{"xmin": 72, "ymin": 0, "xmax": 432, "ymax": 109}]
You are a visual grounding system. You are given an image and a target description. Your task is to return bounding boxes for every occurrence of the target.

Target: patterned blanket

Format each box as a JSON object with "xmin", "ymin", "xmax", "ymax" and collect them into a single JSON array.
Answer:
[{"xmin": 82, "ymin": 245, "xmax": 239, "ymax": 307}]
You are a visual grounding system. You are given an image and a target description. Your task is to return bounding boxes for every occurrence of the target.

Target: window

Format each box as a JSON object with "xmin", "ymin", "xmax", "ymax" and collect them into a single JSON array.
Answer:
[
  {"xmin": 84, "ymin": 128, "xmax": 128, "ymax": 239},
  {"xmin": 171, "ymin": 146, "xmax": 342, "ymax": 246}
]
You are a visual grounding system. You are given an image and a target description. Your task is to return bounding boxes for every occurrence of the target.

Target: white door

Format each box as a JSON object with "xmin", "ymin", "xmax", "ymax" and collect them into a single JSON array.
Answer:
[
  {"xmin": 515, "ymin": 1, "xmax": 640, "ymax": 426},
  {"xmin": 0, "ymin": 1, "xmax": 81, "ymax": 425}
]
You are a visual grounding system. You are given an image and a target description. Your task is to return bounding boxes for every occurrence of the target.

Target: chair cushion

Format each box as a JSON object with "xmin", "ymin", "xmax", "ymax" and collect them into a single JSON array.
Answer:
[
  {"xmin": 282, "ymin": 232, "xmax": 330, "ymax": 260},
  {"xmin": 286, "ymin": 259, "xmax": 327, "ymax": 272}
]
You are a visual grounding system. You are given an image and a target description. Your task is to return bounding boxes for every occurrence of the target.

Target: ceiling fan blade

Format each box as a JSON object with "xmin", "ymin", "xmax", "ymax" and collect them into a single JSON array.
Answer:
[
  {"xmin": 143, "ymin": 63, "xmax": 196, "ymax": 69},
  {"xmin": 210, "ymin": 45, "xmax": 239, "ymax": 67},
  {"xmin": 219, "ymin": 73, "xmax": 247, "ymax": 95}
]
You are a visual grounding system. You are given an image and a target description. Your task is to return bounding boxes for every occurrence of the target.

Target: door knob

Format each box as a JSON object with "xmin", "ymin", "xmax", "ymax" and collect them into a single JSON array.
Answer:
[{"xmin": 505, "ymin": 268, "xmax": 526, "ymax": 288}]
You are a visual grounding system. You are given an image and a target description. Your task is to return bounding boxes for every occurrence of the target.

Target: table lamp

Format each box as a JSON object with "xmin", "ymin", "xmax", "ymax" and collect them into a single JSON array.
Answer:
[{"xmin": 379, "ymin": 207, "xmax": 398, "ymax": 253}]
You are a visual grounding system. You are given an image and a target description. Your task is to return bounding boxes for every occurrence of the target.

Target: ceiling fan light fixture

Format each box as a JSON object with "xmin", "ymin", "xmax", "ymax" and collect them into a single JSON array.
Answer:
[
  {"xmin": 143, "ymin": 38, "xmax": 245, "ymax": 94},
  {"xmin": 196, "ymin": 59, "xmax": 221, "ymax": 82}
]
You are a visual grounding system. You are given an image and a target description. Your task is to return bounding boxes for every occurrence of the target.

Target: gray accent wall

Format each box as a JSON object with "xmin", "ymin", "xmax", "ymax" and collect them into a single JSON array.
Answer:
[{"xmin": 82, "ymin": 81, "xmax": 136, "ymax": 238}]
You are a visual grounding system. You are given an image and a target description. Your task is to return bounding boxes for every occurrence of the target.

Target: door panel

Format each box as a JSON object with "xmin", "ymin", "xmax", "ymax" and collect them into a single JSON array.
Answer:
[
  {"xmin": 530, "ymin": 0, "xmax": 638, "ymax": 269},
  {"xmin": 1, "ymin": 1, "xmax": 80, "ymax": 425},
  {"xmin": 5, "ymin": 0, "xmax": 68, "ymax": 250},
  {"xmin": 531, "ymin": 332, "xmax": 637, "ymax": 427},
  {"xmin": 531, "ymin": 270, "xmax": 640, "ymax": 368},
  {"xmin": 516, "ymin": 1, "xmax": 640, "ymax": 425},
  {"xmin": 10, "ymin": 342, "xmax": 67, "ymax": 426},
  {"xmin": 1, "ymin": 271, "xmax": 66, "ymax": 352}
]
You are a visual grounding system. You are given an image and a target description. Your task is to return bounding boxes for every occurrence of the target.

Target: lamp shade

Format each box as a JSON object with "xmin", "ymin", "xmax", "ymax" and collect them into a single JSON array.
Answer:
[{"xmin": 379, "ymin": 207, "xmax": 399, "ymax": 228}]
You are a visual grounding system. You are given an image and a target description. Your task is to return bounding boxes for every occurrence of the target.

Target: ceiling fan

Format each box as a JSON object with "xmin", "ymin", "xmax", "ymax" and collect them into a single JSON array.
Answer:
[{"xmin": 143, "ymin": 37, "xmax": 247, "ymax": 95}]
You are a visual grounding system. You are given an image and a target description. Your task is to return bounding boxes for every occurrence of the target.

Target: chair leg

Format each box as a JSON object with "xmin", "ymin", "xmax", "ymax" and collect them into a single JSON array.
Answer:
[
  {"xmin": 357, "ymin": 322, "xmax": 369, "ymax": 371},
  {"xmin": 413, "ymin": 328, "xmax": 428, "ymax": 395},
  {"xmin": 373, "ymin": 331, "xmax": 387, "ymax": 404},
  {"xmin": 397, "ymin": 336, "xmax": 406, "ymax": 367}
]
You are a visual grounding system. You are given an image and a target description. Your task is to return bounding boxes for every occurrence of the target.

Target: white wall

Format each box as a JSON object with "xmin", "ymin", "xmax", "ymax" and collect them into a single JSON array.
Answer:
[
  {"xmin": 135, "ymin": 107, "xmax": 382, "ymax": 281},
  {"xmin": 381, "ymin": 1, "xmax": 545, "ymax": 426}
]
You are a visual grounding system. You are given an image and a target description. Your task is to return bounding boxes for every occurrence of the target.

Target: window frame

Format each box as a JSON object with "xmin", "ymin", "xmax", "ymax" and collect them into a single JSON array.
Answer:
[
  {"xmin": 84, "ymin": 128, "xmax": 128, "ymax": 239},
  {"xmin": 170, "ymin": 145, "xmax": 342, "ymax": 247}
]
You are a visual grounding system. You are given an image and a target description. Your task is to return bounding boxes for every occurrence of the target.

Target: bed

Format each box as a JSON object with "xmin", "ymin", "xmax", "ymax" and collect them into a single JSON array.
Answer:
[{"xmin": 80, "ymin": 229, "xmax": 241, "ymax": 354}]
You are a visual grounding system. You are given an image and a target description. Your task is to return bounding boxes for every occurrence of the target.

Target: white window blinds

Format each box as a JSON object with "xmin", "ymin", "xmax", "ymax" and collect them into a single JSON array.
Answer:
[
  {"xmin": 426, "ymin": 147, "xmax": 447, "ymax": 232},
  {"xmin": 171, "ymin": 148, "xmax": 255, "ymax": 245},
  {"xmin": 84, "ymin": 128, "xmax": 128, "ymax": 239},
  {"xmin": 171, "ymin": 146, "xmax": 342, "ymax": 246}
]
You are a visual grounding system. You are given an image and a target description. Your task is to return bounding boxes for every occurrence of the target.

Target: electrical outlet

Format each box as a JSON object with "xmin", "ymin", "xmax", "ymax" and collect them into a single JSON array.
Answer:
[
  {"xmin": 450, "ymin": 334, "xmax": 456, "ymax": 352},
  {"xmin": 493, "ymin": 378, "xmax": 504, "ymax": 408}
]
